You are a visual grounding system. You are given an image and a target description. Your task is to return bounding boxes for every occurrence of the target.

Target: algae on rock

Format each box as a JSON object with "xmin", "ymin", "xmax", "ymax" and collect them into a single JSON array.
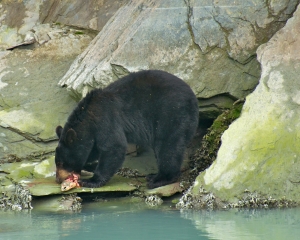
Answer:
[
  {"xmin": 189, "ymin": 103, "xmax": 243, "ymax": 181},
  {"xmin": 188, "ymin": 4, "xmax": 300, "ymax": 205}
]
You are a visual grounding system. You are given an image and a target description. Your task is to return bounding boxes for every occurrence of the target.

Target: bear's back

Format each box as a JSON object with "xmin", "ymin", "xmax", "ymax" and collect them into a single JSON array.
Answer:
[
  {"xmin": 106, "ymin": 70, "xmax": 187, "ymax": 90},
  {"xmin": 66, "ymin": 70, "xmax": 198, "ymax": 147},
  {"xmin": 104, "ymin": 70, "xmax": 195, "ymax": 105}
]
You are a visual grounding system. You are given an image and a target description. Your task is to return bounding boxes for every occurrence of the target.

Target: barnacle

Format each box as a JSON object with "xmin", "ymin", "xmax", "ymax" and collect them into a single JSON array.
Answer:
[
  {"xmin": 0, "ymin": 184, "xmax": 32, "ymax": 210},
  {"xmin": 145, "ymin": 195, "xmax": 163, "ymax": 207}
]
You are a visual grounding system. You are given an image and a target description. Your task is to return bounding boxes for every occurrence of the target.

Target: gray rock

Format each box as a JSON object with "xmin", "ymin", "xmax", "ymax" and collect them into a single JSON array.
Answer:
[
  {"xmin": 145, "ymin": 195, "xmax": 163, "ymax": 207},
  {"xmin": 191, "ymin": 3, "xmax": 300, "ymax": 203},
  {"xmin": 0, "ymin": 25, "xmax": 94, "ymax": 160},
  {"xmin": 0, "ymin": 157, "xmax": 138, "ymax": 197},
  {"xmin": 146, "ymin": 182, "xmax": 183, "ymax": 197},
  {"xmin": 40, "ymin": 0, "xmax": 128, "ymax": 31},
  {"xmin": 0, "ymin": 1, "xmax": 126, "ymax": 50},
  {"xmin": 58, "ymin": 0, "xmax": 297, "ymax": 116},
  {"xmin": 32, "ymin": 194, "xmax": 82, "ymax": 212},
  {"xmin": 0, "ymin": 184, "xmax": 33, "ymax": 211},
  {"xmin": 0, "ymin": 0, "xmax": 299, "ymax": 203}
]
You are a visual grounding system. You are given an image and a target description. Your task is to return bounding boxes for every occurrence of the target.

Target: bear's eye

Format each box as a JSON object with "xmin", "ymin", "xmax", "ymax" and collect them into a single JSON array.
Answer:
[{"xmin": 56, "ymin": 162, "xmax": 63, "ymax": 168}]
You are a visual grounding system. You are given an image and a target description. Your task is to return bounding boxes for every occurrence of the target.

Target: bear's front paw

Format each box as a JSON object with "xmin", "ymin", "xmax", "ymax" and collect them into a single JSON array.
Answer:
[
  {"xmin": 147, "ymin": 174, "xmax": 164, "ymax": 189},
  {"xmin": 79, "ymin": 178, "xmax": 107, "ymax": 188},
  {"xmin": 146, "ymin": 174, "xmax": 156, "ymax": 182}
]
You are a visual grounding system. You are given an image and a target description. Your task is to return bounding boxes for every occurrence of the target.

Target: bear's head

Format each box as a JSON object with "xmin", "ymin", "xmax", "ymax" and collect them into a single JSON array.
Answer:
[{"xmin": 55, "ymin": 125, "xmax": 88, "ymax": 183}]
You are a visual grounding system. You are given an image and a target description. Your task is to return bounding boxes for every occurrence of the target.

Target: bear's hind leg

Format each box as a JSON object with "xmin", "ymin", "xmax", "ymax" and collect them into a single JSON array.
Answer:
[{"xmin": 147, "ymin": 139, "xmax": 186, "ymax": 189}]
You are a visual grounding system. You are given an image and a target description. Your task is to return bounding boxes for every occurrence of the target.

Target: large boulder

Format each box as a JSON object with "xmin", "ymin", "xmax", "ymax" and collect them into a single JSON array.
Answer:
[
  {"xmin": 0, "ymin": 0, "xmax": 126, "ymax": 50},
  {"xmin": 0, "ymin": 0, "xmax": 297, "ymax": 160},
  {"xmin": 0, "ymin": 0, "xmax": 299, "ymax": 202},
  {"xmin": 40, "ymin": 0, "xmax": 128, "ymax": 31},
  {"xmin": 191, "ymin": 3, "xmax": 300, "ymax": 203},
  {"xmin": 0, "ymin": 1, "xmax": 129, "ymax": 161},
  {"xmin": 58, "ymin": 0, "xmax": 298, "ymax": 117},
  {"xmin": 0, "ymin": 23, "xmax": 95, "ymax": 160}
]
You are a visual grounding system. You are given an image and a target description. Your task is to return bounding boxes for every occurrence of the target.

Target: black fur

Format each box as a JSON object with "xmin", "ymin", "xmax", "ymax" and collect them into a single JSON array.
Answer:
[{"xmin": 55, "ymin": 70, "xmax": 199, "ymax": 188}]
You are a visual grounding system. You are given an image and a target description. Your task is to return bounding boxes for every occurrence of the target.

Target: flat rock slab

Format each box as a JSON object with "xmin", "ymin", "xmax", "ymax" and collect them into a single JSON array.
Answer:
[
  {"xmin": 146, "ymin": 182, "xmax": 183, "ymax": 197},
  {"xmin": 1, "ymin": 153, "xmax": 187, "ymax": 198},
  {"xmin": 0, "ymin": 158, "xmax": 138, "ymax": 196},
  {"xmin": 26, "ymin": 175, "xmax": 138, "ymax": 196}
]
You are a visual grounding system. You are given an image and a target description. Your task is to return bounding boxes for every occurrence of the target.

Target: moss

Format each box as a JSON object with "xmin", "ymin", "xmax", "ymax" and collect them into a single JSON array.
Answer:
[
  {"xmin": 6, "ymin": 164, "xmax": 35, "ymax": 180},
  {"xmin": 74, "ymin": 31, "xmax": 84, "ymax": 35},
  {"xmin": 193, "ymin": 112, "xmax": 300, "ymax": 203},
  {"xmin": 190, "ymin": 102, "xmax": 243, "ymax": 179}
]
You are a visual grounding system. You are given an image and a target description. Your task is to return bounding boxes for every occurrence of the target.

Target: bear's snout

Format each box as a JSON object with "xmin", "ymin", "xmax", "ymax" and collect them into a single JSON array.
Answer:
[{"xmin": 56, "ymin": 167, "xmax": 72, "ymax": 183}]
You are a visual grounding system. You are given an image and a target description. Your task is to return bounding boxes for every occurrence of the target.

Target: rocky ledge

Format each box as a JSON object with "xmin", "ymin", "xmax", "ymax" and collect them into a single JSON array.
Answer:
[
  {"xmin": 184, "ymin": 3, "xmax": 300, "ymax": 208},
  {"xmin": 1, "ymin": 0, "xmax": 300, "ymax": 211}
]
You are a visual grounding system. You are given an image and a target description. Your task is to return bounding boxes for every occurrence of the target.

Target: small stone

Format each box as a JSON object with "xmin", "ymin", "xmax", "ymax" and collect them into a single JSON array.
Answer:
[{"xmin": 145, "ymin": 195, "xmax": 163, "ymax": 207}]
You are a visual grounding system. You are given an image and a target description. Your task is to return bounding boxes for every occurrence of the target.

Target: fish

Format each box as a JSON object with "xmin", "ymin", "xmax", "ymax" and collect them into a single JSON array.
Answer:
[{"xmin": 61, "ymin": 173, "xmax": 80, "ymax": 192}]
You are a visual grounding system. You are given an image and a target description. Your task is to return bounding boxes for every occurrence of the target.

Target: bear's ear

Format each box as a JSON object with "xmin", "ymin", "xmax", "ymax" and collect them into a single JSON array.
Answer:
[
  {"xmin": 56, "ymin": 126, "xmax": 63, "ymax": 138},
  {"xmin": 65, "ymin": 128, "xmax": 77, "ymax": 146}
]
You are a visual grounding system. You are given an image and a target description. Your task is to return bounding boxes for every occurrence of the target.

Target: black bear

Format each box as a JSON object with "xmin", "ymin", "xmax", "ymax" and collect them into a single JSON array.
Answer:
[{"xmin": 55, "ymin": 70, "xmax": 199, "ymax": 189}]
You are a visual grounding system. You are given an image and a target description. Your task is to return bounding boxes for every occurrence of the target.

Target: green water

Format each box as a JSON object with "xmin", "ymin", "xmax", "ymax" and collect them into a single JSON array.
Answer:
[{"xmin": 1, "ymin": 201, "xmax": 300, "ymax": 240}]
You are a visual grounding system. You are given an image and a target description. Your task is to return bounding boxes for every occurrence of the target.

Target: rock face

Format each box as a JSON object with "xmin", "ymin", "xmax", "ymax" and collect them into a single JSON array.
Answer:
[
  {"xmin": 0, "ymin": 0, "xmax": 297, "ymax": 160},
  {"xmin": 58, "ymin": 0, "xmax": 297, "ymax": 117},
  {"xmin": 0, "ymin": 26, "xmax": 93, "ymax": 160},
  {"xmin": 0, "ymin": 0, "xmax": 299, "ymax": 203},
  {"xmin": 0, "ymin": 0, "xmax": 126, "ymax": 50},
  {"xmin": 40, "ymin": 0, "xmax": 128, "ymax": 31},
  {"xmin": 192, "ymin": 4, "xmax": 300, "ymax": 203},
  {"xmin": 0, "ymin": 1, "xmax": 130, "ymax": 161}
]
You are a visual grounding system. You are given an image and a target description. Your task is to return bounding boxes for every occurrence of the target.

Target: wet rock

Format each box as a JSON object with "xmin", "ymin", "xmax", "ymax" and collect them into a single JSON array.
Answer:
[
  {"xmin": 177, "ymin": 186, "xmax": 298, "ymax": 210},
  {"xmin": 146, "ymin": 182, "xmax": 183, "ymax": 198},
  {"xmin": 190, "ymin": 3, "xmax": 300, "ymax": 204},
  {"xmin": 176, "ymin": 186, "xmax": 219, "ymax": 210},
  {"xmin": 116, "ymin": 167, "xmax": 141, "ymax": 178},
  {"xmin": 145, "ymin": 195, "xmax": 163, "ymax": 207},
  {"xmin": 227, "ymin": 190, "xmax": 297, "ymax": 209},
  {"xmin": 122, "ymin": 148, "xmax": 158, "ymax": 176},
  {"xmin": 33, "ymin": 194, "xmax": 82, "ymax": 212},
  {"xmin": 0, "ymin": 158, "xmax": 55, "ymax": 183},
  {"xmin": 1, "ymin": 0, "xmax": 299, "ymax": 206},
  {"xmin": 0, "ymin": 147, "xmax": 177, "ymax": 200},
  {"xmin": 1, "ymin": 157, "xmax": 138, "ymax": 196},
  {"xmin": 0, "ymin": 184, "xmax": 32, "ymax": 211},
  {"xmin": 188, "ymin": 103, "xmax": 243, "ymax": 182}
]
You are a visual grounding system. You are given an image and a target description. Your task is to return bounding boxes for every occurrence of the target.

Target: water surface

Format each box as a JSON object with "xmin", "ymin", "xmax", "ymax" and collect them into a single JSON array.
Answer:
[{"xmin": 1, "ymin": 200, "xmax": 299, "ymax": 240}]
